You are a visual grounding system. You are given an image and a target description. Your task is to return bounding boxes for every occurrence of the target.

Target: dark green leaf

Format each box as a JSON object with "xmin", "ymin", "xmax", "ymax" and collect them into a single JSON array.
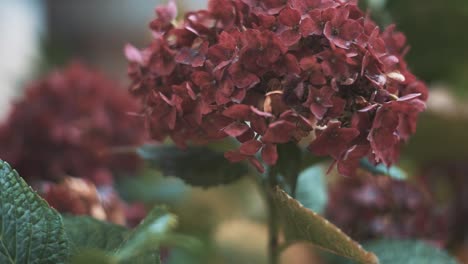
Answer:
[
  {"xmin": 296, "ymin": 165, "xmax": 328, "ymax": 214},
  {"xmin": 273, "ymin": 143, "xmax": 302, "ymax": 195},
  {"xmin": 137, "ymin": 145, "xmax": 247, "ymax": 187},
  {"xmin": 63, "ymin": 215, "xmax": 128, "ymax": 253},
  {"xmin": 364, "ymin": 240, "xmax": 458, "ymax": 264},
  {"xmin": 0, "ymin": 160, "xmax": 69, "ymax": 264},
  {"xmin": 272, "ymin": 187, "xmax": 379, "ymax": 264}
]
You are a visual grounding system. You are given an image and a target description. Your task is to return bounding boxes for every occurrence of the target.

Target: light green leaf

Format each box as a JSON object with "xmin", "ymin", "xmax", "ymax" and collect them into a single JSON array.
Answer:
[
  {"xmin": 0, "ymin": 160, "xmax": 69, "ymax": 264},
  {"xmin": 360, "ymin": 159, "xmax": 407, "ymax": 180},
  {"xmin": 71, "ymin": 249, "xmax": 117, "ymax": 264},
  {"xmin": 272, "ymin": 187, "xmax": 379, "ymax": 264},
  {"xmin": 63, "ymin": 215, "xmax": 128, "ymax": 253},
  {"xmin": 366, "ymin": 0, "xmax": 387, "ymax": 10},
  {"xmin": 116, "ymin": 169, "xmax": 188, "ymax": 204},
  {"xmin": 116, "ymin": 206, "xmax": 176, "ymax": 262},
  {"xmin": 64, "ymin": 211, "xmax": 177, "ymax": 264},
  {"xmin": 166, "ymin": 248, "xmax": 202, "ymax": 264},
  {"xmin": 364, "ymin": 240, "xmax": 458, "ymax": 264},
  {"xmin": 120, "ymin": 251, "xmax": 161, "ymax": 264},
  {"xmin": 296, "ymin": 165, "xmax": 328, "ymax": 214},
  {"xmin": 137, "ymin": 145, "xmax": 247, "ymax": 187}
]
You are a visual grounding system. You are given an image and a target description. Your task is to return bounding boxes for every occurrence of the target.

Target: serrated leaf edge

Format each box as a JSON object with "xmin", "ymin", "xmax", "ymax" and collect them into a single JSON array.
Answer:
[
  {"xmin": 274, "ymin": 187, "xmax": 379, "ymax": 264},
  {"xmin": 0, "ymin": 160, "xmax": 69, "ymax": 264}
]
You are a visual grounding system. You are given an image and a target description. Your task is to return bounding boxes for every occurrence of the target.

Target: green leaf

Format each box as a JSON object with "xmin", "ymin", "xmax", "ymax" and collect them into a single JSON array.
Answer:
[
  {"xmin": 295, "ymin": 165, "xmax": 328, "ymax": 215},
  {"xmin": 273, "ymin": 143, "xmax": 302, "ymax": 195},
  {"xmin": 366, "ymin": 0, "xmax": 387, "ymax": 9},
  {"xmin": 66, "ymin": 211, "xmax": 193, "ymax": 264},
  {"xmin": 116, "ymin": 169, "xmax": 188, "ymax": 204},
  {"xmin": 364, "ymin": 240, "xmax": 457, "ymax": 264},
  {"xmin": 166, "ymin": 248, "xmax": 204, "ymax": 264},
  {"xmin": 137, "ymin": 145, "xmax": 247, "ymax": 187},
  {"xmin": 116, "ymin": 206, "xmax": 176, "ymax": 262},
  {"xmin": 71, "ymin": 249, "xmax": 117, "ymax": 264},
  {"xmin": 272, "ymin": 187, "xmax": 379, "ymax": 264},
  {"xmin": 120, "ymin": 251, "xmax": 161, "ymax": 264},
  {"xmin": 63, "ymin": 215, "xmax": 128, "ymax": 253},
  {"xmin": 360, "ymin": 158, "xmax": 407, "ymax": 180},
  {"xmin": 0, "ymin": 160, "xmax": 69, "ymax": 264}
]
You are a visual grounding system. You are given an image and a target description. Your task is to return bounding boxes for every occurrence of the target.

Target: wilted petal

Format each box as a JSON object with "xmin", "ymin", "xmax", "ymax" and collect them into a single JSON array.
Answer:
[
  {"xmin": 262, "ymin": 120, "xmax": 296, "ymax": 143},
  {"xmin": 155, "ymin": 0, "xmax": 177, "ymax": 23},
  {"xmin": 250, "ymin": 115, "xmax": 268, "ymax": 135},
  {"xmin": 261, "ymin": 143, "xmax": 278, "ymax": 165},
  {"xmin": 250, "ymin": 106, "xmax": 274, "ymax": 118},
  {"xmin": 236, "ymin": 128, "xmax": 256, "ymax": 143},
  {"xmin": 337, "ymin": 144, "xmax": 370, "ymax": 176},
  {"xmin": 223, "ymin": 122, "xmax": 251, "ymax": 137},
  {"xmin": 239, "ymin": 140, "xmax": 263, "ymax": 155},
  {"xmin": 398, "ymin": 93, "xmax": 421, "ymax": 102},
  {"xmin": 280, "ymin": 29, "xmax": 302, "ymax": 47},
  {"xmin": 225, "ymin": 150, "xmax": 247, "ymax": 162},
  {"xmin": 228, "ymin": 62, "xmax": 260, "ymax": 89},
  {"xmin": 278, "ymin": 7, "xmax": 301, "ymax": 27},
  {"xmin": 124, "ymin": 44, "xmax": 144, "ymax": 65},
  {"xmin": 308, "ymin": 121, "xmax": 360, "ymax": 159},
  {"xmin": 248, "ymin": 157, "xmax": 265, "ymax": 173},
  {"xmin": 222, "ymin": 104, "xmax": 251, "ymax": 119},
  {"xmin": 300, "ymin": 17, "xmax": 322, "ymax": 36}
]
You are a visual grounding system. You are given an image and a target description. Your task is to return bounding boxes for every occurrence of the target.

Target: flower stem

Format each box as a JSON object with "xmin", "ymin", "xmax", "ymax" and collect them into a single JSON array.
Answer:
[{"xmin": 265, "ymin": 168, "xmax": 280, "ymax": 264}]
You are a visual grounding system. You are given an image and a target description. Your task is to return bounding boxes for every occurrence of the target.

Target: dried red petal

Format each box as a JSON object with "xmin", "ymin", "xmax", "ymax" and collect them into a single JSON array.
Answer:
[
  {"xmin": 278, "ymin": 7, "xmax": 301, "ymax": 27},
  {"xmin": 337, "ymin": 144, "xmax": 370, "ymax": 176},
  {"xmin": 248, "ymin": 157, "xmax": 265, "ymax": 173},
  {"xmin": 223, "ymin": 122, "xmax": 251, "ymax": 137},
  {"xmin": 309, "ymin": 122, "xmax": 360, "ymax": 159},
  {"xmin": 222, "ymin": 104, "xmax": 251, "ymax": 119},
  {"xmin": 225, "ymin": 150, "xmax": 247, "ymax": 162},
  {"xmin": 239, "ymin": 140, "xmax": 263, "ymax": 155},
  {"xmin": 262, "ymin": 120, "xmax": 296, "ymax": 143},
  {"xmin": 261, "ymin": 143, "xmax": 278, "ymax": 165}
]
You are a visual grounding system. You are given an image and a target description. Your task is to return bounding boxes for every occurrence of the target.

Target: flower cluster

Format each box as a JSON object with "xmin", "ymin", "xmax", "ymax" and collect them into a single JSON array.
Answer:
[
  {"xmin": 126, "ymin": 0, "xmax": 427, "ymax": 174},
  {"xmin": 325, "ymin": 172, "xmax": 449, "ymax": 246},
  {"xmin": 0, "ymin": 63, "xmax": 146, "ymax": 186}
]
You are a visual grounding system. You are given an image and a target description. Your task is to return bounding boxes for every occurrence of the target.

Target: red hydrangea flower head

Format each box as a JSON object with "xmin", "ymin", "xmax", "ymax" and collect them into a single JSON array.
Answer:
[
  {"xmin": 0, "ymin": 63, "xmax": 146, "ymax": 185},
  {"xmin": 126, "ymin": 0, "xmax": 428, "ymax": 174}
]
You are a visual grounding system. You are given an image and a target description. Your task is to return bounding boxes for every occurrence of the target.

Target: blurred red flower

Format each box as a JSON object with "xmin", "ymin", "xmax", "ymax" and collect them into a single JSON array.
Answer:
[
  {"xmin": 0, "ymin": 63, "xmax": 146, "ymax": 186},
  {"xmin": 326, "ymin": 172, "xmax": 449, "ymax": 247}
]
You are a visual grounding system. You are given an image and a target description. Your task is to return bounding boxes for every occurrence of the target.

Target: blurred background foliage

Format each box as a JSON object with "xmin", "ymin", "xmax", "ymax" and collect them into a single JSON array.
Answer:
[
  {"xmin": 386, "ymin": 0, "xmax": 468, "ymax": 96},
  {"xmin": 1, "ymin": 0, "xmax": 468, "ymax": 263}
]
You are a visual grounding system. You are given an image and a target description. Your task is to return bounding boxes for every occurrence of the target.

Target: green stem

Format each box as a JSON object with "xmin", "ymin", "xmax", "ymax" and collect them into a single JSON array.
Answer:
[{"xmin": 265, "ymin": 168, "xmax": 280, "ymax": 264}]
